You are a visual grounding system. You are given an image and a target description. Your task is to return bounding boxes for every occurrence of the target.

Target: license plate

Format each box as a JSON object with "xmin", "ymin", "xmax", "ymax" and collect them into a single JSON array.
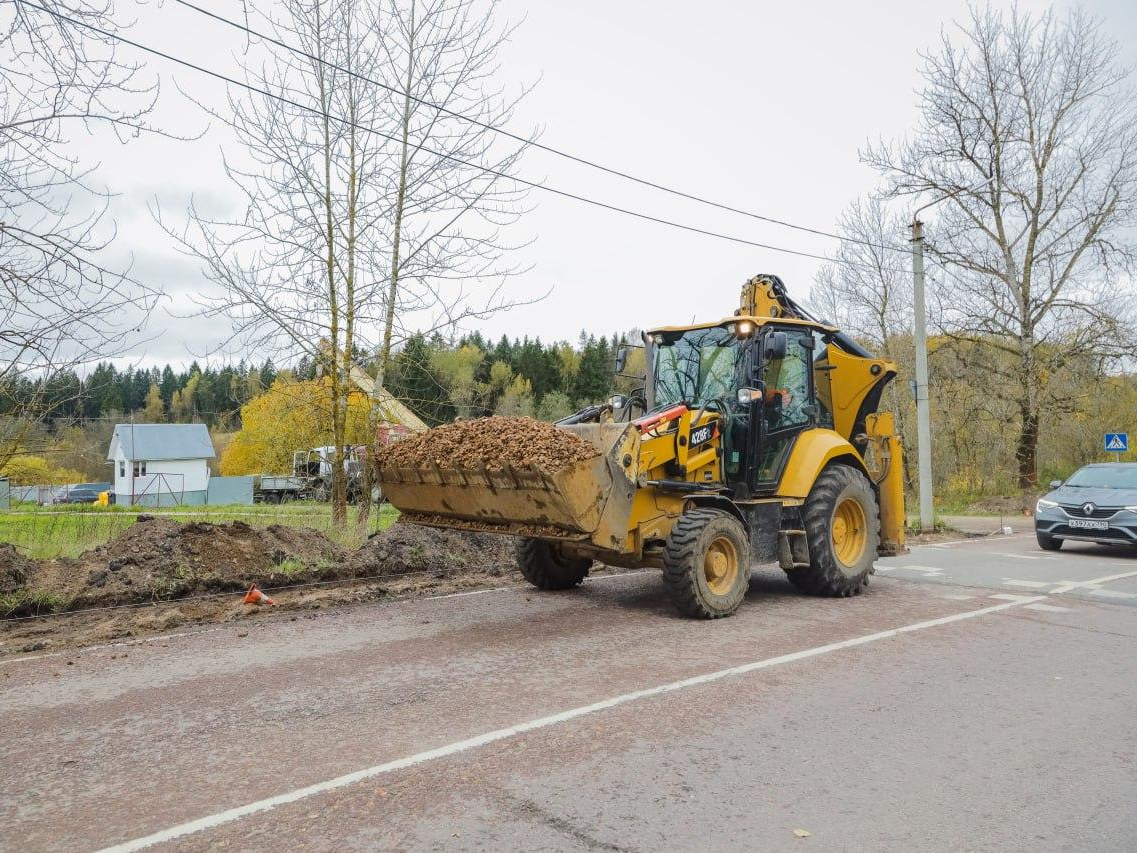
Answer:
[
  {"xmin": 689, "ymin": 424, "xmax": 716, "ymax": 446},
  {"xmin": 1068, "ymin": 518, "xmax": 1108, "ymax": 530}
]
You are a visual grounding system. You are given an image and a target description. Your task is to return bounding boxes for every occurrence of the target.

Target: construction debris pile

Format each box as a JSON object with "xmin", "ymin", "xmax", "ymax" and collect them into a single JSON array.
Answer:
[
  {"xmin": 1, "ymin": 515, "xmax": 518, "ymax": 621},
  {"xmin": 14, "ymin": 517, "xmax": 349, "ymax": 613},
  {"xmin": 1, "ymin": 544, "xmax": 36, "ymax": 595},
  {"xmin": 377, "ymin": 416, "xmax": 599, "ymax": 473},
  {"xmin": 352, "ymin": 522, "xmax": 516, "ymax": 576}
]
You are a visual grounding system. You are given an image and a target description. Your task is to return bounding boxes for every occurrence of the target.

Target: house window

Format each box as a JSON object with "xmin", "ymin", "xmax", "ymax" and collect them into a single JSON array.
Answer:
[
  {"xmin": 133, "ymin": 462, "xmax": 147, "ymax": 478},
  {"xmin": 119, "ymin": 461, "xmax": 125, "ymax": 477}
]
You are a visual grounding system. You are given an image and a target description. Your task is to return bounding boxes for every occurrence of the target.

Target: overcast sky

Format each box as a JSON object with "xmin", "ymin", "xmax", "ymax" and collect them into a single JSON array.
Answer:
[{"xmin": 66, "ymin": 0, "xmax": 1137, "ymax": 369}]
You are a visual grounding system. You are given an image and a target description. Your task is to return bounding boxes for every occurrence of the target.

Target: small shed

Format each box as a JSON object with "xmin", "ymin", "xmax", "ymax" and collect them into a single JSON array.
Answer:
[{"xmin": 107, "ymin": 423, "xmax": 216, "ymax": 506}]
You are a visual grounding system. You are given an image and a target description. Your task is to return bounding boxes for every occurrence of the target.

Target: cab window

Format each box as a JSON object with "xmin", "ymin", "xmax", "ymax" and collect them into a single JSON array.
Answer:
[{"xmin": 755, "ymin": 329, "xmax": 815, "ymax": 485}]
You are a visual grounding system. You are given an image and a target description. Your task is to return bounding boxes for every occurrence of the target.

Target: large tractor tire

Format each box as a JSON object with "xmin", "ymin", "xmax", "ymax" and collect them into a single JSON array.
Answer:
[
  {"xmin": 518, "ymin": 539, "xmax": 592, "ymax": 590},
  {"xmin": 788, "ymin": 465, "xmax": 879, "ymax": 597},
  {"xmin": 662, "ymin": 509, "xmax": 751, "ymax": 618}
]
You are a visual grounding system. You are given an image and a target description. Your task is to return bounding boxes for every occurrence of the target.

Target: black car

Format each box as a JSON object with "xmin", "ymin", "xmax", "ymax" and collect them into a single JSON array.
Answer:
[
  {"xmin": 1034, "ymin": 463, "xmax": 1137, "ymax": 550},
  {"xmin": 55, "ymin": 487, "xmax": 102, "ymax": 504}
]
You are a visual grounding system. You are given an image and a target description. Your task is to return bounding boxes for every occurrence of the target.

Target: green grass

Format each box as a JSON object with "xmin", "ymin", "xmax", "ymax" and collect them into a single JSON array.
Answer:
[
  {"xmin": 0, "ymin": 589, "xmax": 68, "ymax": 616},
  {"xmin": 276, "ymin": 557, "xmax": 308, "ymax": 576},
  {"xmin": 0, "ymin": 502, "xmax": 400, "ymax": 560}
]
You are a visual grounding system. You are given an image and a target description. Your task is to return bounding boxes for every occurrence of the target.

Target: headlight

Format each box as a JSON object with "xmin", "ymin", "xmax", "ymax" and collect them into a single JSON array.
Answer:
[
  {"xmin": 1125, "ymin": 506, "xmax": 1137, "ymax": 513},
  {"xmin": 1036, "ymin": 498, "xmax": 1058, "ymax": 512}
]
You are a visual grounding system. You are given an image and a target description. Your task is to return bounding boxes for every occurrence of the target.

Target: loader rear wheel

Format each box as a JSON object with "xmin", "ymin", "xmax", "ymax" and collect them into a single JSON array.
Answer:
[
  {"xmin": 518, "ymin": 539, "xmax": 591, "ymax": 590},
  {"xmin": 789, "ymin": 464, "xmax": 879, "ymax": 597},
  {"xmin": 662, "ymin": 509, "xmax": 751, "ymax": 619}
]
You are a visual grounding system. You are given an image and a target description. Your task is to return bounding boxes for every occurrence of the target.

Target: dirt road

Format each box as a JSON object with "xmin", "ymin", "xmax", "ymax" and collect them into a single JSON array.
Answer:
[{"xmin": 2, "ymin": 534, "xmax": 1135, "ymax": 851}]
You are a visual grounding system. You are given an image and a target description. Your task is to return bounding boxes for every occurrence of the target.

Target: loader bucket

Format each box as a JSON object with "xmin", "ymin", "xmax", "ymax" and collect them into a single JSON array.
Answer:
[{"xmin": 377, "ymin": 422, "xmax": 640, "ymax": 551}]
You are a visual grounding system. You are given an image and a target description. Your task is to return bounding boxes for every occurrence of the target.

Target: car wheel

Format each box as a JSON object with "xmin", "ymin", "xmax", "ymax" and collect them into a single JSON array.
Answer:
[{"xmin": 1036, "ymin": 531, "xmax": 1062, "ymax": 551}]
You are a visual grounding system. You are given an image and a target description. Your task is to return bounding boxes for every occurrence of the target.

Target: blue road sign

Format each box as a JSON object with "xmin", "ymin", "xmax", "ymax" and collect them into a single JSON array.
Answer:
[{"xmin": 1105, "ymin": 432, "xmax": 1128, "ymax": 453}]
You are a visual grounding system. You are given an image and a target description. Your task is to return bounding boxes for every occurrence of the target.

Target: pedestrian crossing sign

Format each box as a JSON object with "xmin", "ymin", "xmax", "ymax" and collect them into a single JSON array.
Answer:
[{"xmin": 1105, "ymin": 433, "xmax": 1128, "ymax": 453}]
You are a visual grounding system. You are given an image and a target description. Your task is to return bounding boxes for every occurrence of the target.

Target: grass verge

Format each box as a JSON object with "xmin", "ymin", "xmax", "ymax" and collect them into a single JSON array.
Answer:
[{"xmin": 0, "ymin": 502, "xmax": 399, "ymax": 559}]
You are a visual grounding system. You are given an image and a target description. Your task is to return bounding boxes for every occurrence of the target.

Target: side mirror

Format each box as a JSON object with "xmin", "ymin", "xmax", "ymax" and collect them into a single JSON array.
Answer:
[
  {"xmin": 1049, "ymin": 480, "xmax": 1062, "ymax": 489},
  {"xmin": 763, "ymin": 331, "xmax": 788, "ymax": 361},
  {"xmin": 614, "ymin": 345, "xmax": 629, "ymax": 374}
]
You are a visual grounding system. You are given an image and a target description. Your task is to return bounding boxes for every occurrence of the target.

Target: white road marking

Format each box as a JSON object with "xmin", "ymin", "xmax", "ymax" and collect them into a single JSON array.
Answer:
[
  {"xmin": 1050, "ymin": 569, "xmax": 1137, "ymax": 595},
  {"xmin": 1087, "ymin": 588, "xmax": 1137, "ymax": 600},
  {"xmin": 894, "ymin": 565, "xmax": 945, "ymax": 574},
  {"xmin": 1024, "ymin": 603, "xmax": 1071, "ymax": 613},
  {"xmin": 1002, "ymin": 579, "xmax": 1052, "ymax": 589},
  {"xmin": 995, "ymin": 553, "xmax": 1041, "ymax": 560},
  {"xmin": 942, "ymin": 594, "xmax": 976, "ymax": 601},
  {"xmin": 0, "ymin": 627, "xmax": 232, "ymax": 667},
  {"xmin": 97, "ymin": 596, "xmax": 1043, "ymax": 852},
  {"xmin": 990, "ymin": 593, "xmax": 1039, "ymax": 602}
]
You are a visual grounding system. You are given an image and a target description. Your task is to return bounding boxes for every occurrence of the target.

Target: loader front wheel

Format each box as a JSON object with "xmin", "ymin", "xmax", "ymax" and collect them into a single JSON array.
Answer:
[
  {"xmin": 663, "ymin": 509, "xmax": 751, "ymax": 619},
  {"xmin": 789, "ymin": 464, "xmax": 879, "ymax": 597},
  {"xmin": 518, "ymin": 539, "xmax": 591, "ymax": 590}
]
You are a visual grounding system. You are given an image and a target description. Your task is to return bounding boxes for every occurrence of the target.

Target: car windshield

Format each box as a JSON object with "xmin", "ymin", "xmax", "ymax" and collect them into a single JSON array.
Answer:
[
  {"xmin": 1063, "ymin": 465, "xmax": 1137, "ymax": 489},
  {"xmin": 652, "ymin": 326, "xmax": 742, "ymax": 409}
]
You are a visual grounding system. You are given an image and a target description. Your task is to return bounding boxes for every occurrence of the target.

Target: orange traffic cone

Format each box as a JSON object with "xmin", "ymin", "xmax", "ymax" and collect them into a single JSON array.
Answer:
[{"xmin": 243, "ymin": 584, "xmax": 276, "ymax": 606}]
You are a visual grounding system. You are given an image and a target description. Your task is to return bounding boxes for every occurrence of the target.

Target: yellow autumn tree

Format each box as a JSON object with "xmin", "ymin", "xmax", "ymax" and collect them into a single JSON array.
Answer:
[
  {"xmin": 1, "ymin": 455, "xmax": 86, "ymax": 485},
  {"xmin": 220, "ymin": 378, "xmax": 374, "ymax": 475}
]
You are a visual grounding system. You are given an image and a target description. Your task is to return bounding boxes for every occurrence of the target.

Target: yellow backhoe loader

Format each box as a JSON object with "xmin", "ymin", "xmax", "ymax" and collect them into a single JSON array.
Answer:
[{"xmin": 377, "ymin": 274, "xmax": 907, "ymax": 618}]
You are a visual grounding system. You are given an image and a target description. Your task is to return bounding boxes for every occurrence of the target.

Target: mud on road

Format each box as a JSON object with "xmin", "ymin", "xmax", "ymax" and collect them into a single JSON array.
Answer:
[{"xmin": 0, "ymin": 517, "xmax": 524, "ymax": 656}]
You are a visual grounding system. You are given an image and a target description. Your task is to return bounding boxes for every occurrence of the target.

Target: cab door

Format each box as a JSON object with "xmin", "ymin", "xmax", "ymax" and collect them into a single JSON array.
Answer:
[{"xmin": 749, "ymin": 327, "xmax": 817, "ymax": 492}]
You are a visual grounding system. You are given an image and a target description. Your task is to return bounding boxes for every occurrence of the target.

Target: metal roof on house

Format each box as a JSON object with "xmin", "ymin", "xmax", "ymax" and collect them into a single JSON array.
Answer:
[{"xmin": 107, "ymin": 423, "xmax": 216, "ymax": 462}]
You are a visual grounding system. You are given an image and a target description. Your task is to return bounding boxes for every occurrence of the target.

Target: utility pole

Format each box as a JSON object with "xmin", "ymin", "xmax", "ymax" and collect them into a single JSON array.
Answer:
[
  {"xmin": 909, "ymin": 176, "xmax": 995, "ymax": 533},
  {"xmin": 910, "ymin": 220, "xmax": 934, "ymax": 532}
]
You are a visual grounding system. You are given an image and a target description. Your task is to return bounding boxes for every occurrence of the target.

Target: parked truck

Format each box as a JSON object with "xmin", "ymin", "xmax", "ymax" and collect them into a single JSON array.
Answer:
[{"xmin": 256, "ymin": 446, "xmax": 364, "ymax": 503}]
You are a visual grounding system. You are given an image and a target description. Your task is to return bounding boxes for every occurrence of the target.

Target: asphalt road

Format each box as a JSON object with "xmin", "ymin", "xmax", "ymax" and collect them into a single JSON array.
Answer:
[{"xmin": 2, "ymin": 531, "xmax": 1135, "ymax": 852}]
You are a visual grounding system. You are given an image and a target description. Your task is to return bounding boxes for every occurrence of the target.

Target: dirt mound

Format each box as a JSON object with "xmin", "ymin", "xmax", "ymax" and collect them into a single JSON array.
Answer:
[
  {"xmin": 1, "ymin": 544, "xmax": 37, "ymax": 594},
  {"xmin": 378, "ymin": 416, "xmax": 599, "ymax": 472},
  {"xmin": 352, "ymin": 520, "xmax": 517, "ymax": 577},
  {"xmin": 26, "ymin": 515, "xmax": 347, "ymax": 609}
]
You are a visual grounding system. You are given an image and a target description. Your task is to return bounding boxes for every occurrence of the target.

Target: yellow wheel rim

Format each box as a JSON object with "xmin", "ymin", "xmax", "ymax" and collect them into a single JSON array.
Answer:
[
  {"xmin": 704, "ymin": 535, "xmax": 740, "ymax": 596},
  {"xmin": 832, "ymin": 497, "xmax": 867, "ymax": 567}
]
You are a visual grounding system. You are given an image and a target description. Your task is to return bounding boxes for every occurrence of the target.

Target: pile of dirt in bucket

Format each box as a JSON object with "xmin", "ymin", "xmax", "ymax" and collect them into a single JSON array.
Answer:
[
  {"xmin": 377, "ymin": 416, "xmax": 599, "ymax": 472},
  {"xmin": 352, "ymin": 521, "xmax": 517, "ymax": 577},
  {"xmin": 24, "ymin": 515, "xmax": 348, "ymax": 610},
  {"xmin": 1, "ymin": 544, "xmax": 37, "ymax": 594}
]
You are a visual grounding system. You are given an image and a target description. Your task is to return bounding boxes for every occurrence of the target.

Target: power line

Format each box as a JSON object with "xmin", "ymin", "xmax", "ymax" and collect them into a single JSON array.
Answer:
[
  {"xmin": 21, "ymin": 0, "xmax": 911, "ymax": 275},
  {"xmin": 172, "ymin": 0, "xmax": 909, "ymax": 257}
]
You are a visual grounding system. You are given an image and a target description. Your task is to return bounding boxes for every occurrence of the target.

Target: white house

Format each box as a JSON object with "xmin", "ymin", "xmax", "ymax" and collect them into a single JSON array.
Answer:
[{"xmin": 107, "ymin": 423, "xmax": 216, "ymax": 506}]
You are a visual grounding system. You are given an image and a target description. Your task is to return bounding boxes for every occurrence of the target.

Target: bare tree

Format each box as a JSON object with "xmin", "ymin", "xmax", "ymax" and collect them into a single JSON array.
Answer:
[
  {"xmin": 1, "ymin": 1, "xmax": 161, "ymax": 466},
  {"xmin": 809, "ymin": 197, "xmax": 913, "ymax": 351},
  {"xmin": 809, "ymin": 196, "xmax": 916, "ymax": 490},
  {"xmin": 864, "ymin": 4, "xmax": 1137, "ymax": 489},
  {"xmin": 161, "ymin": 0, "xmax": 534, "ymax": 523},
  {"xmin": 357, "ymin": 0, "xmax": 535, "ymax": 528}
]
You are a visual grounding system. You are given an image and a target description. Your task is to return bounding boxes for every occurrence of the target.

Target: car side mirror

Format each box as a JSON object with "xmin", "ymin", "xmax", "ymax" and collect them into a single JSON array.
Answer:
[
  {"xmin": 763, "ymin": 331, "xmax": 787, "ymax": 361},
  {"xmin": 1049, "ymin": 480, "xmax": 1062, "ymax": 489},
  {"xmin": 614, "ymin": 345, "xmax": 629, "ymax": 374}
]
